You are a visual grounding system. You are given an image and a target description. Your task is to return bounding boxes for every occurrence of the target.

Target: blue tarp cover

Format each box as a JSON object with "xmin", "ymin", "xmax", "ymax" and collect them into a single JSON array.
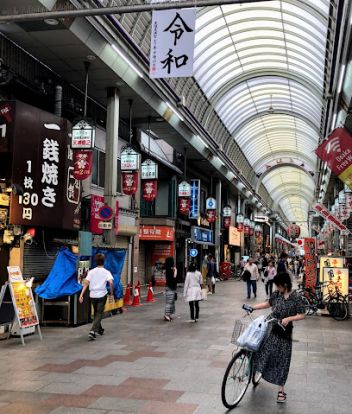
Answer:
[
  {"xmin": 92, "ymin": 248, "xmax": 125, "ymax": 299},
  {"xmin": 35, "ymin": 247, "xmax": 81, "ymax": 299}
]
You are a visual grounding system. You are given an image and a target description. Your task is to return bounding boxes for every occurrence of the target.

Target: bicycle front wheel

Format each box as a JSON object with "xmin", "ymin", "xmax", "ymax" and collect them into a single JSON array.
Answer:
[
  {"xmin": 221, "ymin": 350, "xmax": 252, "ymax": 409},
  {"xmin": 327, "ymin": 296, "xmax": 348, "ymax": 321}
]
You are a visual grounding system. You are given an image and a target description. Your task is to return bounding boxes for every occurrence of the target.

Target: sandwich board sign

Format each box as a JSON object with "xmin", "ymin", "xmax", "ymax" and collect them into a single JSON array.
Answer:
[{"xmin": 0, "ymin": 266, "xmax": 42, "ymax": 345}]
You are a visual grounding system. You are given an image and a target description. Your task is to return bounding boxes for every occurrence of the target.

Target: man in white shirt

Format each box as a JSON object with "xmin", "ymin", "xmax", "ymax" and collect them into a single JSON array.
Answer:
[
  {"xmin": 79, "ymin": 253, "xmax": 114, "ymax": 341},
  {"xmin": 244, "ymin": 257, "xmax": 259, "ymax": 299}
]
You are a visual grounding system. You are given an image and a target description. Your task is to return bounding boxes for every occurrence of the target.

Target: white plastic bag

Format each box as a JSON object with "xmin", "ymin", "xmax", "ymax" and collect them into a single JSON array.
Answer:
[{"xmin": 237, "ymin": 315, "xmax": 269, "ymax": 351}]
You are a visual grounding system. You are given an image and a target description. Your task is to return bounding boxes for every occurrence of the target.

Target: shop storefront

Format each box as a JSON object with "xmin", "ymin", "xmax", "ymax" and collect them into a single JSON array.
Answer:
[
  {"xmin": 139, "ymin": 225, "xmax": 175, "ymax": 286},
  {"xmin": 189, "ymin": 226, "xmax": 214, "ymax": 269},
  {"xmin": 224, "ymin": 226, "xmax": 243, "ymax": 265}
]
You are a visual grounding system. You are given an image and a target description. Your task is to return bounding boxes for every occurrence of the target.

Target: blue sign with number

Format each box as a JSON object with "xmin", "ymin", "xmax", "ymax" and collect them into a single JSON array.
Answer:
[{"xmin": 190, "ymin": 248, "xmax": 198, "ymax": 257}]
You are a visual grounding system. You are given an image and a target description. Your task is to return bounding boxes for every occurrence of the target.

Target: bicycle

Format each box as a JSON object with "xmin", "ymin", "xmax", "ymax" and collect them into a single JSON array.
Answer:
[
  {"xmin": 297, "ymin": 282, "xmax": 348, "ymax": 321},
  {"xmin": 221, "ymin": 305, "xmax": 285, "ymax": 409}
]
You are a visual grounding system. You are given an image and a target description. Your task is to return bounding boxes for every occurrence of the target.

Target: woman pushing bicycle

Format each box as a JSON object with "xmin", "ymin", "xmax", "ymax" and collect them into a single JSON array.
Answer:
[{"xmin": 247, "ymin": 272, "xmax": 306, "ymax": 403}]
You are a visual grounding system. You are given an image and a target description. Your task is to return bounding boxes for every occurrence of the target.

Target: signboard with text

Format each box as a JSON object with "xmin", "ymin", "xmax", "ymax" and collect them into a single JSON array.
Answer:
[
  {"xmin": 71, "ymin": 119, "xmax": 95, "ymax": 149},
  {"xmin": 304, "ymin": 238, "xmax": 317, "ymax": 289},
  {"xmin": 139, "ymin": 225, "xmax": 174, "ymax": 241},
  {"xmin": 189, "ymin": 179, "xmax": 200, "ymax": 220}
]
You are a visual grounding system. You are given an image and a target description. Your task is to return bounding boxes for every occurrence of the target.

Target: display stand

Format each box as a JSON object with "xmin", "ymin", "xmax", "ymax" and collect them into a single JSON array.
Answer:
[{"xmin": 3, "ymin": 266, "xmax": 42, "ymax": 346}]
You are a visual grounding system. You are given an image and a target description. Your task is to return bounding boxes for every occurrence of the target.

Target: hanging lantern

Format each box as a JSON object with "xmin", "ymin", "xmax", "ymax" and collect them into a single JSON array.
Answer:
[
  {"xmin": 288, "ymin": 223, "xmax": 301, "ymax": 239},
  {"xmin": 73, "ymin": 149, "xmax": 93, "ymax": 180},
  {"xmin": 255, "ymin": 224, "xmax": 262, "ymax": 237},
  {"xmin": 206, "ymin": 209, "xmax": 216, "ymax": 223},
  {"xmin": 236, "ymin": 213, "xmax": 244, "ymax": 232},
  {"xmin": 142, "ymin": 179, "xmax": 157, "ymax": 201},
  {"xmin": 244, "ymin": 218, "xmax": 250, "ymax": 235},
  {"xmin": 249, "ymin": 221, "xmax": 255, "ymax": 236},
  {"xmin": 178, "ymin": 197, "xmax": 191, "ymax": 215},
  {"xmin": 122, "ymin": 171, "xmax": 138, "ymax": 195}
]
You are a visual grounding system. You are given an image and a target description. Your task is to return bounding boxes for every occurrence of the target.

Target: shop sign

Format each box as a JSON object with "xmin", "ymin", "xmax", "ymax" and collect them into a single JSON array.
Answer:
[
  {"xmin": 0, "ymin": 101, "xmax": 14, "ymax": 152},
  {"xmin": 304, "ymin": 238, "xmax": 316, "ymax": 289},
  {"xmin": 322, "ymin": 267, "xmax": 349, "ymax": 296},
  {"xmin": 142, "ymin": 179, "xmax": 158, "ymax": 201},
  {"xmin": 178, "ymin": 197, "xmax": 190, "ymax": 215},
  {"xmin": 178, "ymin": 180, "xmax": 191, "ymax": 197},
  {"xmin": 206, "ymin": 197, "xmax": 216, "ymax": 210},
  {"xmin": 228, "ymin": 226, "xmax": 241, "ymax": 246},
  {"xmin": 90, "ymin": 194, "xmax": 104, "ymax": 234},
  {"xmin": 71, "ymin": 119, "xmax": 95, "ymax": 149},
  {"xmin": 319, "ymin": 256, "xmax": 344, "ymax": 282},
  {"xmin": 8, "ymin": 101, "xmax": 81, "ymax": 230},
  {"xmin": 312, "ymin": 203, "xmax": 349, "ymax": 232},
  {"xmin": 191, "ymin": 226, "xmax": 213, "ymax": 244},
  {"xmin": 98, "ymin": 221, "xmax": 112, "ymax": 230},
  {"xmin": 122, "ymin": 171, "xmax": 138, "ymax": 195},
  {"xmin": 73, "ymin": 149, "xmax": 93, "ymax": 180},
  {"xmin": 189, "ymin": 179, "xmax": 200, "ymax": 219},
  {"xmin": 141, "ymin": 159, "xmax": 158, "ymax": 179},
  {"xmin": 315, "ymin": 127, "xmax": 352, "ymax": 189},
  {"xmin": 121, "ymin": 147, "xmax": 140, "ymax": 171},
  {"xmin": 150, "ymin": 8, "xmax": 196, "ymax": 79},
  {"xmin": 139, "ymin": 225, "xmax": 175, "ymax": 241}
]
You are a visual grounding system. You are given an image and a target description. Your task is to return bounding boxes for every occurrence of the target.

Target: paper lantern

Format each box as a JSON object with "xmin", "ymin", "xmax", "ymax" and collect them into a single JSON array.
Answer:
[{"xmin": 236, "ymin": 213, "xmax": 244, "ymax": 232}]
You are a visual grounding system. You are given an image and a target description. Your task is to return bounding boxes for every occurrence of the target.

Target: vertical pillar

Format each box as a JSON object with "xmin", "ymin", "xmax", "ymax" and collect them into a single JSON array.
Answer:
[
  {"xmin": 251, "ymin": 207, "xmax": 257, "ymax": 256},
  {"xmin": 215, "ymin": 179, "xmax": 222, "ymax": 270},
  {"xmin": 104, "ymin": 87, "xmax": 119, "ymax": 245}
]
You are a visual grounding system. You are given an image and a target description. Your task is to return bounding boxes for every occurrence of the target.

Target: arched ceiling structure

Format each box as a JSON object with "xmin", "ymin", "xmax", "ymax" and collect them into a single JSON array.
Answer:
[{"xmin": 193, "ymin": 0, "xmax": 332, "ymax": 235}]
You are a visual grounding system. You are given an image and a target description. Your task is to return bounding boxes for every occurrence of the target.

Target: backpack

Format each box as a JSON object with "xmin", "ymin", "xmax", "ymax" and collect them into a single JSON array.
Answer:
[{"xmin": 241, "ymin": 270, "xmax": 251, "ymax": 282}]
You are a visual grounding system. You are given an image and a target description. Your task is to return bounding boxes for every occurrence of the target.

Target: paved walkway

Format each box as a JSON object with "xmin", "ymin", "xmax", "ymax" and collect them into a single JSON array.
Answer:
[{"xmin": 0, "ymin": 280, "xmax": 351, "ymax": 414}]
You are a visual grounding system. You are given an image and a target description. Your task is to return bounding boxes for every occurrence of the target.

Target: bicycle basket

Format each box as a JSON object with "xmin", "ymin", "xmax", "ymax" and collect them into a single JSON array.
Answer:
[{"xmin": 231, "ymin": 318, "xmax": 250, "ymax": 345}]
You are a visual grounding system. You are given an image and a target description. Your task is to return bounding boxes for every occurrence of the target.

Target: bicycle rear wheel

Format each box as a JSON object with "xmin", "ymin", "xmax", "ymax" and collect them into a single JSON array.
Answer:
[
  {"xmin": 221, "ymin": 350, "xmax": 252, "ymax": 409},
  {"xmin": 301, "ymin": 296, "xmax": 314, "ymax": 316},
  {"xmin": 327, "ymin": 295, "xmax": 348, "ymax": 321}
]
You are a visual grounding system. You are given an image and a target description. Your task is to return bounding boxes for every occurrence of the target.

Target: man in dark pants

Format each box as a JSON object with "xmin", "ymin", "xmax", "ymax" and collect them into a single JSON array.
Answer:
[
  {"xmin": 79, "ymin": 253, "xmax": 114, "ymax": 341},
  {"xmin": 207, "ymin": 254, "xmax": 216, "ymax": 294}
]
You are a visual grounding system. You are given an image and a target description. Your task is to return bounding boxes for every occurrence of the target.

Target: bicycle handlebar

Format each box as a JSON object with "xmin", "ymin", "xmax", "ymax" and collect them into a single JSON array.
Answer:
[{"xmin": 242, "ymin": 304, "xmax": 286, "ymax": 331}]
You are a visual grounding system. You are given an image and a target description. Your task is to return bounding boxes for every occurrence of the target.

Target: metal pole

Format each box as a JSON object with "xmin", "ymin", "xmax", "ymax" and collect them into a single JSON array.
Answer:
[
  {"xmin": 0, "ymin": 1, "xmax": 275, "ymax": 23},
  {"xmin": 83, "ymin": 61, "xmax": 90, "ymax": 118},
  {"xmin": 215, "ymin": 179, "xmax": 222, "ymax": 271},
  {"xmin": 104, "ymin": 87, "xmax": 119, "ymax": 246}
]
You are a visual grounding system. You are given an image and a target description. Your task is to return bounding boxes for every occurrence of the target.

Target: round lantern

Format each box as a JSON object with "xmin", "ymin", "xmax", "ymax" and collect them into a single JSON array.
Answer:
[
  {"xmin": 142, "ymin": 179, "xmax": 157, "ymax": 202},
  {"xmin": 122, "ymin": 171, "xmax": 138, "ymax": 195},
  {"xmin": 288, "ymin": 223, "xmax": 301, "ymax": 239},
  {"xmin": 244, "ymin": 218, "xmax": 250, "ymax": 235},
  {"xmin": 236, "ymin": 213, "xmax": 244, "ymax": 232},
  {"xmin": 178, "ymin": 197, "xmax": 190, "ymax": 215}
]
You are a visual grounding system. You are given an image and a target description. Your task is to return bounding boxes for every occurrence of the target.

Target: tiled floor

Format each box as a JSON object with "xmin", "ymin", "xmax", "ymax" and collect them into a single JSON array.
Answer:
[{"xmin": 0, "ymin": 280, "xmax": 351, "ymax": 413}]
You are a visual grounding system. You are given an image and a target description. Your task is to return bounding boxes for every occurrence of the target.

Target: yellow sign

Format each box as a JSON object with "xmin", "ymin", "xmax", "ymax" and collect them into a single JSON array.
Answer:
[
  {"xmin": 319, "ymin": 256, "xmax": 344, "ymax": 281},
  {"xmin": 229, "ymin": 226, "xmax": 241, "ymax": 247},
  {"xmin": 322, "ymin": 267, "xmax": 349, "ymax": 296},
  {"xmin": 7, "ymin": 266, "xmax": 39, "ymax": 328}
]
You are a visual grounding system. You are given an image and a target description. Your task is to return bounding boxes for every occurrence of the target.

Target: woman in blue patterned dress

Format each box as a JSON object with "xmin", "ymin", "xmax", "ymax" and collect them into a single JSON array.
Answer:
[{"xmin": 249, "ymin": 272, "xmax": 306, "ymax": 403}]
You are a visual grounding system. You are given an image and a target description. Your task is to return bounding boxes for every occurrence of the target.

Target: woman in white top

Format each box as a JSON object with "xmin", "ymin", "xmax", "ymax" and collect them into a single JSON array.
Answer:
[{"xmin": 183, "ymin": 262, "xmax": 203, "ymax": 322}]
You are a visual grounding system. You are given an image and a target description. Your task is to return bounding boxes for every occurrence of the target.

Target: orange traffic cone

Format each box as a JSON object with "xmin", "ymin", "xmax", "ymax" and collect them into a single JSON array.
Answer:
[
  {"xmin": 123, "ymin": 284, "xmax": 132, "ymax": 306},
  {"xmin": 146, "ymin": 282, "xmax": 156, "ymax": 302},
  {"xmin": 131, "ymin": 287, "xmax": 142, "ymax": 307}
]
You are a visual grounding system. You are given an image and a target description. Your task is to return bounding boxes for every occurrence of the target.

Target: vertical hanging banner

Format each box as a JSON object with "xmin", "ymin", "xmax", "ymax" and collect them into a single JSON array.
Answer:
[
  {"xmin": 150, "ymin": 8, "xmax": 196, "ymax": 78},
  {"xmin": 304, "ymin": 238, "xmax": 317, "ymax": 289},
  {"xmin": 189, "ymin": 179, "xmax": 200, "ymax": 219},
  {"xmin": 73, "ymin": 150, "xmax": 93, "ymax": 180},
  {"xmin": 122, "ymin": 171, "xmax": 139, "ymax": 195},
  {"xmin": 141, "ymin": 159, "xmax": 158, "ymax": 202},
  {"xmin": 315, "ymin": 127, "xmax": 352, "ymax": 188},
  {"xmin": 142, "ymin": 180, "xmax": 158, "ymax": 201}
]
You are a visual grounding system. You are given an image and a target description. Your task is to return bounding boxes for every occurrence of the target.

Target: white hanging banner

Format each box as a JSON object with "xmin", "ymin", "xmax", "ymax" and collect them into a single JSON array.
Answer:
[{"xmin": 150, "ymin": 8, "xmax": 196, "ymax": 79}]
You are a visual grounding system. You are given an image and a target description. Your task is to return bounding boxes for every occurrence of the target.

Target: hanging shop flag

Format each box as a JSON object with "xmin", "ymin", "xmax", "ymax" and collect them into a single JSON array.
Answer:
[
  {"xmin": 236, "ymin": 213, "xmax": 244, "ymax": 232},
  {"xmin": 304, "ymin": 238, "xmax": 316, "ymax": 290},
  {"xmin": 149, "ymin": 8, "xmax": 196, "ymax": 79},
  {"xmin": 122, "ymin": 171, "xmax": 138, "ymax": 195},
  {"xmin": 206, "ymin": 209, "xmax": 216, "ymax": 223},
  {"xmin": 223, "ymin": 205, "xmax": 232, "ymax": 228},
  {"xmin": 255, "ymin": 224, "xmax": 263, "ymax": 237},
  {"xmin": 142, "ymin": 179, "xmax": 158, "ymax": 201},
  {"xmin": 73, "ymin": 150, "xmax": 93, "ymax": 180},
  {"xmin": 205, "ymin": 198, "xmax": 217, "ymax": 223},
  {"xmin": 121, "ymin": 147, "xmax": 140, "ymax": 171},
  {"xmin": 249, "ymin": 221, "xmax": 254, "ymax": 236},
  {"xmin": 244, "ymin": 218, "xmax": 250, "ymax": 235},
  {"xmin": 315, "ymin": 127, "xmax": 352, "ymax": 189},
  {"xmin": 312, "ymin": 203, "xmax": 349, "ymax": 233},
  {"xmin": 223, "ymin": 217, "xmax": 231, "ymax": 229},
  {"xmin": 179, "ymin": 197, "xmax": 191, "ymax": 215},
  {"xmin": 71, "ymin": 119, "xmax": 95, "ymax": 149}
]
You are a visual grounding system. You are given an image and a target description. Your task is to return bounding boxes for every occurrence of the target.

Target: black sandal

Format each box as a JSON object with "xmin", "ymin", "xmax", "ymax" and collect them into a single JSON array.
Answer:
[{"xmin": 277, "ymin": 391, "xmax": 287, "ymax": 403}]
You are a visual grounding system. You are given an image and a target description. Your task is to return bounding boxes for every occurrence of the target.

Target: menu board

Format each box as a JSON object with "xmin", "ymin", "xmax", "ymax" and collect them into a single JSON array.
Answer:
[
  {"xmin": 7, "ymin": 266, "xmax": 39, "ymax": 328},
  {"xmin": 322, "ymin": 267, "xmax": 349, "ymax": 296},
  {"xmin": 319, "ymin": 256, "xmax": 344, "ymax": 282}
]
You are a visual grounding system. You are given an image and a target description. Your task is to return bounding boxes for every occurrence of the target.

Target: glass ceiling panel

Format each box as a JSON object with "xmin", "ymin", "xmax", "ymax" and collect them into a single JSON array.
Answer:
[{"xmin": 194, "ymin": 0, "xmax": 330, "ymax": 223}]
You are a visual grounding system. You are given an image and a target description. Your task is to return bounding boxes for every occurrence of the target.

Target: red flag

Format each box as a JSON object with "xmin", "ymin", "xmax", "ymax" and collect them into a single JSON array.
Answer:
[
  {"xmin": 206, "ymin": 209, "xmax": 216, "ymax": 223},
  {"xmin": 178, "ymin": 197, "xmax": 190, "ymax": 215},
  {"xmin": 73, "ymin": 150, "xmax": 93, "ymax": 180},
  {"xmin": 142, "ymin": 180, "xmax": 158, "ymax": 202},
  {"xmin": 122, "ymin": 171, "xmax": 138, "ymax": 195},
  {"xmin": 223, "ymin": 217, "xmax": 231, "ymax": 228}
]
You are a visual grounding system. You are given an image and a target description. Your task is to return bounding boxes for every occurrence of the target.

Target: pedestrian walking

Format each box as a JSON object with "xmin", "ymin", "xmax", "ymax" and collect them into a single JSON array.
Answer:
[
  {"xmin": 265, "ymin": 261, "xmax": 277, "ymax": 299},
  {"xmin": 164, "ymin": 256, "xmax": 177, "ymax": 322},
  {"xmin": 244, "ymin": 257, "xmax": 259, "ymax": 299},
  {"xmin": 249, "ymin": 272, "xmax": 306, "ymax": 403},
  {"xmin": 183, "ymin": 262, "xmax": 202, "ymax": 322},
  {"xmin": 79, "ymin": 253, "xmax": 114, "ymax": 341},
  {"xmin": 206, "ymin": 253, "xmax": 216, "ymax": 294},
  {"xmin": 277, "ymin": 252, "xmax": 288, "ymax": 273}
]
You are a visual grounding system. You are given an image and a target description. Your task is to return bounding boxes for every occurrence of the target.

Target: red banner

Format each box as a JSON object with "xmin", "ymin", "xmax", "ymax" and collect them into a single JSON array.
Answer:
[
  {"xmin": 304, "ymin": 238, "xmax": 316, "ymax": 290},
  {"xmin": 139, "ymin": 226, "xmax": 175, "ymax": 241},
  {"xmin": 90, "ymin": 194, "xmax": 104, "ymax": 235},
  {"xmin": 315, "ymin": 128, "xmax": 352, "ymax": 188},
  {"xmin": 122, "ymin": 171, "xmax": 138, "ymax": 195},
  {"xmin": 223, "ymin": 217, "xmax": 231, "ymax": 228},
  {"xmin": 73, "ymin": 150, "xmax": 93, "ymax": 180},
  {"xmin": 312, "ymin": 203, "xmax": 348, "ymax": 232},
  {"xmin": 142, "ymin": 179, "xmax": 157, "ymax": 201},
  {"xmin": 206, "ymin": 209, "xmax": 216, "ymax": 223},
  {"xmin": 178, "ymin": 197, "xmax": 190, "ymax": 215}
]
